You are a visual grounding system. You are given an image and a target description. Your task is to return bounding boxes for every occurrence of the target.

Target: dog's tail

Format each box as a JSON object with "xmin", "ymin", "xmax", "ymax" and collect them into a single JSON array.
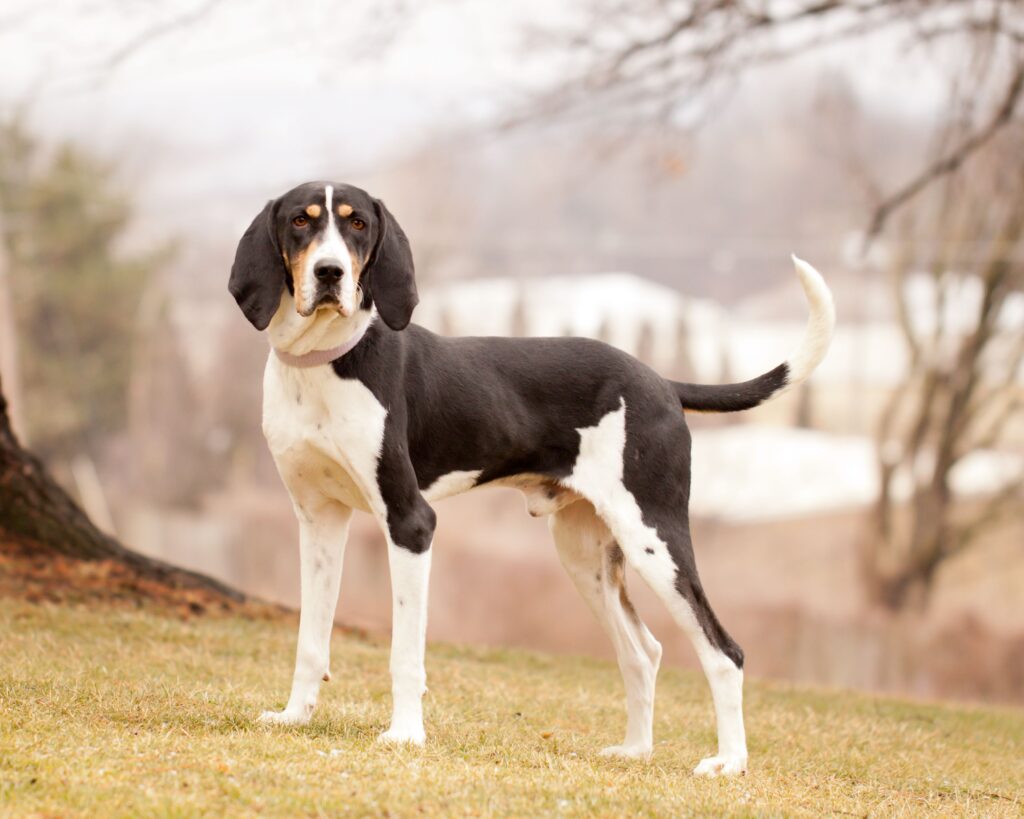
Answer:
[{"xmin": 671, "ymin": 255, "xmax": 835, "ymax": 414}]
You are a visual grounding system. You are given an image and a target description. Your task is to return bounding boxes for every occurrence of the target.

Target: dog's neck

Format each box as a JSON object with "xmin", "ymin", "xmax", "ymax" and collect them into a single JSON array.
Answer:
[{"xmin": 267, "ymin": 291, "xmax": 375, "ymax": 362}]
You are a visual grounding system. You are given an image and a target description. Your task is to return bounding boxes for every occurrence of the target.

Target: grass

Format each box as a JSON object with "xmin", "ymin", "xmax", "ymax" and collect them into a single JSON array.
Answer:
[{"xmin": 1, "ymin": 601, "xmax": 1022, "ymax": 817}]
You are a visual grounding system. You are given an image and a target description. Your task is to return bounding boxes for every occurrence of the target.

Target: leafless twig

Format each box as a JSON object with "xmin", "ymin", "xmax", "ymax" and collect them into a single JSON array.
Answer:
[{"xmin": 865, "ymin": 59, "xmax": 1024, "ymax": 242}]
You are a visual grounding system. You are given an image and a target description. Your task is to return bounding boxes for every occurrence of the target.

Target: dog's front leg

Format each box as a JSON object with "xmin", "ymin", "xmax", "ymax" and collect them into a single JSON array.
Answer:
[
  {"xmin": 377, "ymin": 500, "xmax": 435, "ymax": 745},
  {"xmin": 260, "ymin": 500, "xmax": 352, "ymax": 726}
]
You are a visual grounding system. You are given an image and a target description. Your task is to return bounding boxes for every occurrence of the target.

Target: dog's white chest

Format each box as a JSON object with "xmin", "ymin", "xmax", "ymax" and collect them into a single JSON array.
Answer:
[{"xmin": 262, "ymin": 355, "xmax": 388, "ymax": 516}]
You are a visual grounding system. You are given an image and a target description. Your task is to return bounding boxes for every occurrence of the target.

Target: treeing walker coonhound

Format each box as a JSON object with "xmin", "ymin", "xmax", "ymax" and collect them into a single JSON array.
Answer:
[{"xmin": 228, "ymin": 180, "xmax": 835, "ymax": 776}]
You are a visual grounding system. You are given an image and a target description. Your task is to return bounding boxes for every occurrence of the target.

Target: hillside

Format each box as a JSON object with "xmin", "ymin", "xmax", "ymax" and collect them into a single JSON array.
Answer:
[{"xmin": 1, "ymin": 601, "xmax": 1022, "ymax": 817}]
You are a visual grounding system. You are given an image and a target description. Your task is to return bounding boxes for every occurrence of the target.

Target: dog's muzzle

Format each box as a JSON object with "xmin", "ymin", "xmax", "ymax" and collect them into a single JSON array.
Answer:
[
  {"xmin": 315, "ymin": 258, "xmax": 344, "ymax": 285},
  {"xmin": 311, "ymin": 257, "xmax": 355, "ymax": 315}
]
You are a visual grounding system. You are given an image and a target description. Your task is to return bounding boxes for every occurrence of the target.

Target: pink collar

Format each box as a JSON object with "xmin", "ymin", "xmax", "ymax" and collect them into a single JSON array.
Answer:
[{"xmin": 272, "ymin": 323, "xmax": 369, "ymax": 368}]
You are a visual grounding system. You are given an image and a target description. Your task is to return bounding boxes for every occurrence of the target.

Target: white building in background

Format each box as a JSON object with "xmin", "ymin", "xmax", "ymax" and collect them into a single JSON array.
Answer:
[
  {"xmin": 415, "ymin": 273, "xmax": 729, "ymax": 380},
  {"xmin": 417, "ymin": 269, "xmax": 1024, "ymax": 389},
  {"xmin": 414, "ymin": 271, "xmax": 906, "ymax": 389},
  {"xmin": 411, "ymin": 270, "xmax": 892, "ymax": 389}
]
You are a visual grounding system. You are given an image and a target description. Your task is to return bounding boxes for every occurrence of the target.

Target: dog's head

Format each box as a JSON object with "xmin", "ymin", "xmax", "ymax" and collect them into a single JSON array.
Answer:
[{"xmin": 229, "ymin": 181, "xmax": 417, "ymax": 331}]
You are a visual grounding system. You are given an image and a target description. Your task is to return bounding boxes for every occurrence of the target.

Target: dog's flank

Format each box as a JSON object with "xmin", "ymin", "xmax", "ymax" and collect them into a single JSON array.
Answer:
[{"xmin": 671, "ymin": 255, "xmax": 835, "ymax": 413}]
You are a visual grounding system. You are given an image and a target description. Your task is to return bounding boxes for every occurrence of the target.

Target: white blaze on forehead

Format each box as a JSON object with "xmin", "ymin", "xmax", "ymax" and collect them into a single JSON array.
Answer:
[{"xmin": 301, "ymin": 184, "xmax": 356, "ymax": 315}]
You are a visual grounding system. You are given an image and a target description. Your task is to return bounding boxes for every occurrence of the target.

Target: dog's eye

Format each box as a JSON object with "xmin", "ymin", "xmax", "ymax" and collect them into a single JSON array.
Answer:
[
  {"xmin": 292, "ymin": 215, "xmax": 309, "ymax": 228},
  {"xmin": 351, "ymin": 218, "xmax": 366, "ymax": 231}
]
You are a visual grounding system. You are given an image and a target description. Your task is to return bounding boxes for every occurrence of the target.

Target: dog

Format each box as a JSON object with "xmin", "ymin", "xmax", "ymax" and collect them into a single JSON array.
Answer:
[{"xmin": 229, "ymin": 180, "xmax": 834, "ymax": 776}]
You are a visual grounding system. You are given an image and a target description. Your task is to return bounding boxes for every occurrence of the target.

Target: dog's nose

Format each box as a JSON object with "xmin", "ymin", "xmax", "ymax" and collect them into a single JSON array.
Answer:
[{"xmin": 314, "ymin": 259, "xmax": 344, "ymax": 282}]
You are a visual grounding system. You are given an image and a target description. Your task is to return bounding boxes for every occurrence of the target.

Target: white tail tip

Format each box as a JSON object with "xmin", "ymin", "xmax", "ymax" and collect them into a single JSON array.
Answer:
[{"xmin": 784, "ymin": 255, "xmax": 835, "ymax": 388}]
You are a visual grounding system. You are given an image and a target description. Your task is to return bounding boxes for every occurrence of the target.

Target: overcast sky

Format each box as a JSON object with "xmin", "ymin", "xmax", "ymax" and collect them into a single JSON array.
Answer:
[
  {"xmin": 4, "ymin": 2, "xmax": 561, "ymax": 192},
  {"xmin": 2, "ymin": 0, "xmax": 949, "ymax": 240}
]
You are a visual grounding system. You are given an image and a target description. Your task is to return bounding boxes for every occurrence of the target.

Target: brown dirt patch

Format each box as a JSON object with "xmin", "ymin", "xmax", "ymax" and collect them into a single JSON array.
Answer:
[{"xmin": 0, "ymin": 538, "xmax": 282, "ymax": 620}]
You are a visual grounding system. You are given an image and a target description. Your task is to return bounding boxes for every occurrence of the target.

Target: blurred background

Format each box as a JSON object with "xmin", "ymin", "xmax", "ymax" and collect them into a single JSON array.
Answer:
[{"xmin": 1, "ymin": 0, "xmax": 1021, "ymax": 703}]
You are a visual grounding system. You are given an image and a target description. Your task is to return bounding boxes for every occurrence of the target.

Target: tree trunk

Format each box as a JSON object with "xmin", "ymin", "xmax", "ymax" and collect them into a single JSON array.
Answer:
[{"xmin": 0, "ymin": 375, "xmax": 245, "ymax": 601}]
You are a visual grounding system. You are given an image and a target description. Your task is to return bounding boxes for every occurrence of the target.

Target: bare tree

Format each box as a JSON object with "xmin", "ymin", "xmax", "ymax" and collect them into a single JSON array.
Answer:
[
  {"xmin": 0, "ymin": 125, "xmax": 242, "ymax": 599},
  {"xmin": 864, "ymin": 131, "xmax": 1024, "ymax": 609},
  {"xmin": 530, "ymin": 0, "xmax": 1024, "ymax": 237},
  {"xmin": 0, "ymin": 5, "xmax": 239, "ymax": 601},
  {"xmin": 528, "ymin": 0, "xmax": 1024, "ymax": 609},
  {"xmin": 0, "ymin": 370, "xmax": 244, "ymax": 599}
]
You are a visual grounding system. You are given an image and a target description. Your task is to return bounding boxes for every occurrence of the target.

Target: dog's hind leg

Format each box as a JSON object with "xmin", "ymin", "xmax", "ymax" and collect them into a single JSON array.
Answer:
[
  {"xmin": 260, "ymin": 499, "xmax": 352, "ymax": 726},
  {"xmin": 550, "ymin": 501, "xmax": 662, "ymax": 758},
  {"xmin": 648, "ymin": 537, "xmax": 746, "ymax": 776},
  {"xmin": 675, "ymin": 571, "xmax": 747, "ymax": 777},
  {"xmin": 566, "ymin": 400, "xmax": 747, "ymax": 775},
  {"xmin": 599, "ymin": 508, "xmax": 747, "ymax": 775}
]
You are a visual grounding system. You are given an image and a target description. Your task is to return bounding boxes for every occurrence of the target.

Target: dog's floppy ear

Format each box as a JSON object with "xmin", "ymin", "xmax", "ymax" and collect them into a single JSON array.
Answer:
[
  {"xmin": 229, "ymin": 199, "xmax": 285, "ymax": 331},
  {"xmin": 366, "ymin": 199, "xmax": 418, "ymax": 330}
]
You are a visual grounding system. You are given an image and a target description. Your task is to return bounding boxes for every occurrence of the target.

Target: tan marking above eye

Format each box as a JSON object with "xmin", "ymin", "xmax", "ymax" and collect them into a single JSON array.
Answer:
[
  {"xmin": 337, "ymin": 203, "xmax": 353, "ymax": 217},
  {"xmin": 305, "ymin": 204, "xmax": 322, "ymax": 218}
]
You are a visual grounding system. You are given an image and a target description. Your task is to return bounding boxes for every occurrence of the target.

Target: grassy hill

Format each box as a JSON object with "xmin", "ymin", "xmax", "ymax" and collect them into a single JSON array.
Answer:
[{"xmin": 1, "ymin": 601, "xmax": 1022, "ymax": 817}]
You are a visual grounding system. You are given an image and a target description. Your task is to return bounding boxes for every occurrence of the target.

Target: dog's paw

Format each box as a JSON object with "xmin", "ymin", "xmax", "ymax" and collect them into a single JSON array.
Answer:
[
  {"xmin": 377, "ymin": 725, "xmax": 426, "ymax": 746},
  {"xmin": 693, "ymin": 754, "xmax": 747, "ymax": 777},
  {"xmin": 599, "ymin": 743, "xmax": 652, "ymax": 760},
  {"xmin": 258, "ymin": 707, "xmax": 312, "ymax": 727}
]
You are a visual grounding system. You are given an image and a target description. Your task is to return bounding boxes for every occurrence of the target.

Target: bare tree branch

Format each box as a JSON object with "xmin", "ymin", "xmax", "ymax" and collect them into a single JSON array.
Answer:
[
  {"xmin": 524, "ymin": 0, "xmax": 1023, "ymax": 246},
  {"xmin": 916, "ymin": 16, "xmax": 1024, "ymax": 46},
  {"xmin": 864, "ymin": 59, "xmax": 1024, "ymax": 241}
]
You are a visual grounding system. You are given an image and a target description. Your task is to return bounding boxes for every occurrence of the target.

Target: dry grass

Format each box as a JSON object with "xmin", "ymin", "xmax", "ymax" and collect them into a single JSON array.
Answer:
[{"xmin": 1, "ymin": 601, "xmax": 1022, "ymax": 817}]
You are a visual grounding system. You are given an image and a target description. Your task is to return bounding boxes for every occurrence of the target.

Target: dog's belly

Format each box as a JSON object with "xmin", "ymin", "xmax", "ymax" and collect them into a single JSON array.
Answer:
[
  {"xmin": 493, "ymin": 474, "xmax": 582, "ymax": 517},
  {"xmin": 422, "ymin": 469, "xmax": 581, "ymax": 517}
]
